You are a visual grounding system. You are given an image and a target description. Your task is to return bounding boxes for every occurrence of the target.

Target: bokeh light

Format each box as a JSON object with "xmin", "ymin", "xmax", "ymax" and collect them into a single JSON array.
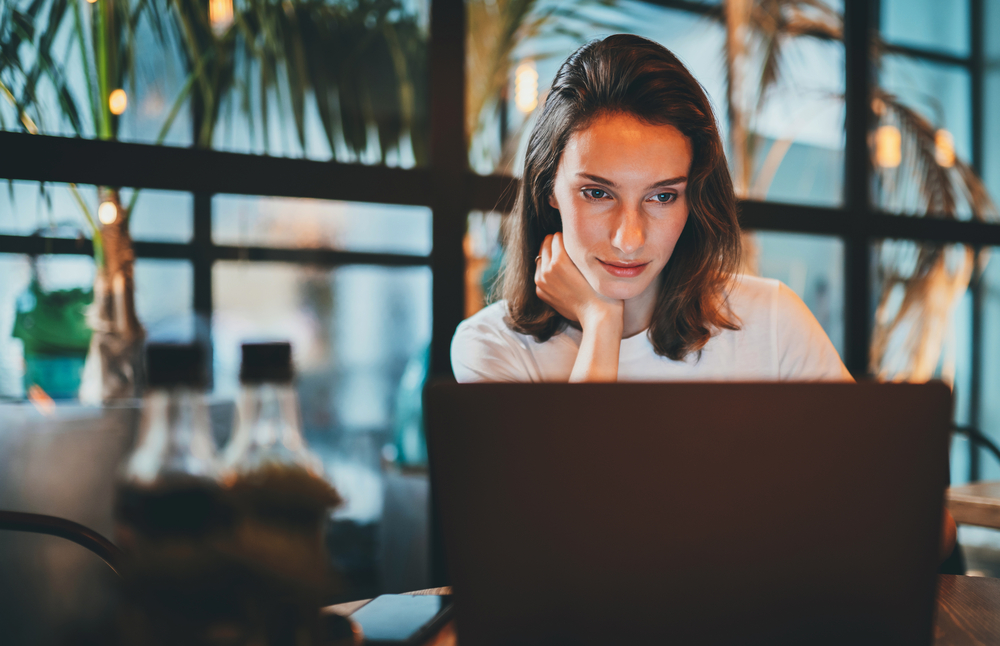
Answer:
[
  {"xmin": 875, "ymin": 125, "xmax": 902, "ymax": 168},
  {"xmin": 515, "ymin": 62, "xmax": 539, "ymax": 114},
  {"xmin": 109, "ymin": 89, "xmax": 128, "ymax": 116},
  {"xmin": 98, "ymin": 201, "xmax": 118, "ymax": 225}
]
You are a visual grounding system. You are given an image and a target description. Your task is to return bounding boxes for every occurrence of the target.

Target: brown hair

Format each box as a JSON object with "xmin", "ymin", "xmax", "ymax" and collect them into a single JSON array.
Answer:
[{"xmin": 499, "ymin": 34, "xmax": 741, "ymax": 361}]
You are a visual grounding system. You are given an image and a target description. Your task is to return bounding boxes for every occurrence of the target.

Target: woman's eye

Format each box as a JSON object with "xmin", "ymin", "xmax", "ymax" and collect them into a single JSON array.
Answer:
[
  {"xmin": 583, "ymin": 189, "xmax": 608, "ymax": 200},
  {"xmin": 650, "ymin": 192, "xmax": 676, "ymax": 204}
]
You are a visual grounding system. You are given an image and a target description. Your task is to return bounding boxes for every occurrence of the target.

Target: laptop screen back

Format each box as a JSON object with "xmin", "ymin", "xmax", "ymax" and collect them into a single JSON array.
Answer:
[{"xmin": 426, "ymin": 382, "xmax": 951, "ymax": 646}]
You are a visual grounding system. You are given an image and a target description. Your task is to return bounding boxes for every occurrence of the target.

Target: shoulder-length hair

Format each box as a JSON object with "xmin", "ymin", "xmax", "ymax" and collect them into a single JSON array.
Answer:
[{"xmin": 499, "ymin": 34, "xmax": 741, "ymax": 361}]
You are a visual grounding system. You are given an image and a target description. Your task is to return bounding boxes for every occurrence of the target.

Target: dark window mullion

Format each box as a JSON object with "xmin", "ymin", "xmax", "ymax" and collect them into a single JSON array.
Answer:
[
  {"xmin": 193, "ymin": 192, "xmax": 213, "ymax": 386},
  {"xmin": 968, "ymin": 0, "xmax": 985, "ymax": 481},
  {"xmin": 881, "ymin": 42, "xmax": 972, "ymax": 69},
  {"xmin": 843, "ymin": 0, "xmax": 876, "ymax": 378},
  {"xmin": 208, "ymin": 245, "xmax": 431, "ymax": 266},
  {"xmin": 0, "ymin": 131, "xmax": 435, "ymax": 208}
]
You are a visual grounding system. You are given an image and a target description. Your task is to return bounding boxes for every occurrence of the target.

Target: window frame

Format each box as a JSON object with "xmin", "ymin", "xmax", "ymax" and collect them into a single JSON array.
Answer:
[{"xmin": 0, "ymin": 0, "xmax": 995, "ymax": 540}]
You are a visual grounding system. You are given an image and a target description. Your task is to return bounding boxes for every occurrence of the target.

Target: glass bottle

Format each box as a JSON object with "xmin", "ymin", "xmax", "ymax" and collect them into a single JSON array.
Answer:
[
  {"xmin": 224, "ymin": 342, "xmax": 322, "ymax": 478},
  {"xmin": 114, "ymin": 343, "xmax": 228, "ymax": 548},
  {"xmin": 223, "ymin": 342, "xmax": 341, "ymax": 588}
]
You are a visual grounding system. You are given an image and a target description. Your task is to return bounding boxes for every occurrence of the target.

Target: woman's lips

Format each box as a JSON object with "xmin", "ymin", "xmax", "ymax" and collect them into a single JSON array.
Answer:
[{"xmin": 598, "ymin": 259, "xmax": 650, "ymax": 278}]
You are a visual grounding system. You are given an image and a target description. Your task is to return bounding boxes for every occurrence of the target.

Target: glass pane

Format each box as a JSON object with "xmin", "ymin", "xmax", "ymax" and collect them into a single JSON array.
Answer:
[
  {"xmin": 123, "ymin": 189, "xmax": 193, "ymax": 243},
  {"xmin": 881, "ymin": 0, "xmax": 970, "ymax": 58},
  {"xmin": 209, "ymin": 1, "xmax": 429, "ymax": 166},
  {"xmin": 0, "ymin": 182, "xmax": 192, "ymax": 243},
  {"xmin": 877, "ymin": 56, "xmax": 972, "ymax": 217},
  {"xmin": 1, "ymin": 1, "xmax": 428, "ymax": 166},
  {"xmin": 0, "ymin": 3, "xmax": 191, "ymax": 146},
  {"xmin": 869, "ymin": 240, "xmax": 973, "ymax": 480},
  {"xmin": 0, "ymin": 253, "xmax": 191, "ymax": 400},
  {"xmin": 212, "ymin": 261, "xmax": 432, "ymax": 594},
  {"xmin": 747, "ymin": 36, "xmax": 845, "ymax": 207},
  {"xmin": 0, "ymin": 182, "xmax": 95, "ymax": 239},
  {"xmin": 870, "ymin": 240, "xmax": 972, "ymax": 381},
  {"xmin": 213, "ymin": 196, "xmax": 432, "ymax": 256},
  {"xmin": 751, "ymin": 232, "xmax": 845, "ymax": 355},
  {"xmin": 465, "ymin": 211, "xmax": 504, "ymax": 318},
  {"xmin": 0, "ymin": 254, "xmax": 31, "ymax": 399},
  {"xmin": 468, "ymin": 0, "xmax": 845, "ymax": 207},
  {"xmin": 134, "ymin": 259, "xmax": 194, "ymax": 341},
  {"xmin": 0, "ymin": 254, "xmax": 95, "ymax": 400}
]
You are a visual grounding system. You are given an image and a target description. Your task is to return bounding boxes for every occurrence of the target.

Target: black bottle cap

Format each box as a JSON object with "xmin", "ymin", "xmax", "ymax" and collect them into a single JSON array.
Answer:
[
  {"xmin": 146, "ymin": 343, "xmax": 207, "ymax": 389},
  {"xmin": 240, "ymin": 342, "xmax": 293, "ymax": 384}
]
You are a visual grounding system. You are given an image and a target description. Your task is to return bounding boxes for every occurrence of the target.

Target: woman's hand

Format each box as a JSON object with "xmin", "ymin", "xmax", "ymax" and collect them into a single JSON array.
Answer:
[
  {"xmin": 535, "ymin": 232, "xmax": 623, "ymax": 382},
  {"xmin": 534, "ymin": 233, "xmax": 623, "ymax": 329}
]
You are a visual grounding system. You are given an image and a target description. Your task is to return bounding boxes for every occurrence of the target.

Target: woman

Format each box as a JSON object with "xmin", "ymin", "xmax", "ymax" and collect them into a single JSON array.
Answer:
[
  {"xmin": 452, "ymin": 34, "xmax": 849, "ymax": 384},
  {"xmin": 451, "ymin": 34, "xmax": 958, "ymax": 565}
]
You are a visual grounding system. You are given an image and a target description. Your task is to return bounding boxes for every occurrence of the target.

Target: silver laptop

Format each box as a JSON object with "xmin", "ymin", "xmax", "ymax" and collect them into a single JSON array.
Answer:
[{"xmin": 426, "ymin": 382, "xmax": 952, "ymax": 646}]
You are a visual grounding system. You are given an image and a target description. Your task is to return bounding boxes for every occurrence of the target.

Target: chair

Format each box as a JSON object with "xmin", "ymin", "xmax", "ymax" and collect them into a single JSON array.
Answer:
[
  {"xmin": 945, "ymin": 426, "xmax": 1000, "ymax": 530},
  {"xmin": 0, "ymin": 510, "xmax": 123, "ymax": 576}
]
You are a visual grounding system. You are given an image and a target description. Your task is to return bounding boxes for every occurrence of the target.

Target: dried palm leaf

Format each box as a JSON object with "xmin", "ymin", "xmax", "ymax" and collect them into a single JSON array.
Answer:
[
  {"xmin": 869, "ymin": 92, "xmax": 997, "ymax": 382},
  {"xmin": 466, "ymin": 0, "xmax": 623, "ymax": 173},
  {"xmin": 719, "ymin": 0, "xmax": 840, "ymax": 195}
]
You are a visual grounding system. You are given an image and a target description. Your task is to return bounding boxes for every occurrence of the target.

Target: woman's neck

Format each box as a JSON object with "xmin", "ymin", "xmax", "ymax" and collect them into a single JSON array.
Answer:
[{"xmin": 622, "ymin": 279, "xmax": 659, "ymax": 339}]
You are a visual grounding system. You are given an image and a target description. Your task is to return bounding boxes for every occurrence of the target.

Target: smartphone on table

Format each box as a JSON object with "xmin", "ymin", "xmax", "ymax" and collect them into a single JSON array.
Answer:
[{"xmin": 350, "ymin": 594, "xmax": 454, "ymax": 644}]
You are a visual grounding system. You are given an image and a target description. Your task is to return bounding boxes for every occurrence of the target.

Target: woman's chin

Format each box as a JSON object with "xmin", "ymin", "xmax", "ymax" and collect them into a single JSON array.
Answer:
[{"xmin": 594, "ymin": 281, "xmax": 650, "ymax": 302}]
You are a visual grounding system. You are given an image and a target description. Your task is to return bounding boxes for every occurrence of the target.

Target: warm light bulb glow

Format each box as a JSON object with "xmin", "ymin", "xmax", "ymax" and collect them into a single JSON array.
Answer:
[
  {"xmin": 515, "ymin": 62, "xmax": 539, "ymax": 114},
  {"xmin": 875, "ymin": 125, "xmax": 902, "ymax": 168},
  {"xmin": 85, "ymin": 0, "xmax": 97, "ymax": 4},
  {"xmin": 109, "ymin": 89, "xmax": 127, "ymax": 115},
  {"xmin": 98, "ymin": 201, "xmax": 118, "ymax": 225},
  {"xmin": 935, "ymin": 129, "xmax": 955, "ymax": 168},
  {"xmin": 209, "ymin": 0, "xmax": 234, "ymax": 34}
]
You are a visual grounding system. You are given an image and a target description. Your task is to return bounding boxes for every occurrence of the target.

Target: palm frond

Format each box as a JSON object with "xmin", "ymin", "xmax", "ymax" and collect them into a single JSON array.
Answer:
[{"xmin": 869, "ymin": 92, "xmax": 997, "ymax": 380}]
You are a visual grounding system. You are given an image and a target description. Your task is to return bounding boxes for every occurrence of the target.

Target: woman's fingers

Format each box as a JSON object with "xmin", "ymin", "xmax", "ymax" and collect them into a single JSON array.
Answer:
[
  {"xmin": 540, "ymin": 234, "xmax": 553, "ymax": 267},
  {"xmin": 534, "ymin": 234, "xmax": 551, "ymax": 285},
  {"xmin": 550, "ymin": 231, "xmax": 564, "ymax": 259}
]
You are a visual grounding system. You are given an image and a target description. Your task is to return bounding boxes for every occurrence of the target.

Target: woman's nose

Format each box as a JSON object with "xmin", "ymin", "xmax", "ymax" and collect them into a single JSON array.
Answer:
[{"xmin": 611, "ymin": 206, "xmax": 644, "ymax": 255}]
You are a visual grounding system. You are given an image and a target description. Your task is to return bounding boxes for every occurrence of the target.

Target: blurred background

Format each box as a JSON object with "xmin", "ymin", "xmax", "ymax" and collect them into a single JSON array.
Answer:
[{"xmin": 1, "ymin": 0, "xmax": 998, "ymax": 642}]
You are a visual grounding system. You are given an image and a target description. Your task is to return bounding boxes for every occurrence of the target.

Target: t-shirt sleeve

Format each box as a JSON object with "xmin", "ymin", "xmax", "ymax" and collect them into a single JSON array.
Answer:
[
  {"xmin": 774, "ymin": 282, "xmax": 853, "ymax": 382},
  {"xmin": 451, "ymin": 315, "xmax": 534, "ymax": 383}
]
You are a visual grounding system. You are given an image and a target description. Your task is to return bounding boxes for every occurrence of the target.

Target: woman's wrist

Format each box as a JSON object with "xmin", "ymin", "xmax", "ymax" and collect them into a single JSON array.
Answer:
[{"xmin": 579, "ymin": 302, "xmax": 624, "ymax": 335}]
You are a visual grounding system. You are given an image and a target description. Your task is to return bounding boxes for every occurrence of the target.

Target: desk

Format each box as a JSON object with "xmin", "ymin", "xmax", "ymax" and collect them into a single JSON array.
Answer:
[
  {"xmin": 947, "ymin": 482, "xmax": 1000, "ymax": 529},
  {"xmin": 330, "ymin": 576, "xmax": 1000, "ymax": 646}
]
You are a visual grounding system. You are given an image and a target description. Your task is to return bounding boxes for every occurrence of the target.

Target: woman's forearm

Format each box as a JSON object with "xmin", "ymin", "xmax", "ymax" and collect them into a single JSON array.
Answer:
[{"xmin": 569, "ymin": 310, "xmax": 623, "ymax": 382}]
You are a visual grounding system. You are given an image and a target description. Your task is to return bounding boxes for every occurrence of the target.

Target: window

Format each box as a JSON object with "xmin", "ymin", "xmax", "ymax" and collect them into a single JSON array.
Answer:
[{"xmin": 2, "ymin": 0, "xmax": 999, "ymax": 590}]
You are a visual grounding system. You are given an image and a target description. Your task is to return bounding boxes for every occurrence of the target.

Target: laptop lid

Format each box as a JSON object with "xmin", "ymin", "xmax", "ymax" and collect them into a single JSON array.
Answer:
[{"xmin": 426, "ymin": 382, "xmax": 952, "ymax": 646}]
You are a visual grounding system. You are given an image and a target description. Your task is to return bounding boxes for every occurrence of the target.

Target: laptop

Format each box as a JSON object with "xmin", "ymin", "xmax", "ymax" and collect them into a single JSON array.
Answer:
[{"xmin": 425, "ymin": 382, "xmax": 952, "ymax": 646}]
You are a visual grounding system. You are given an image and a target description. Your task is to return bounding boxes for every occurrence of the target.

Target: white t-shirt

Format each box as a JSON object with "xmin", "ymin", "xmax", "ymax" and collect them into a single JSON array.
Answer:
[{"xmin": 451, "ymin": 275, "xmax": 852, "ymax": 383}]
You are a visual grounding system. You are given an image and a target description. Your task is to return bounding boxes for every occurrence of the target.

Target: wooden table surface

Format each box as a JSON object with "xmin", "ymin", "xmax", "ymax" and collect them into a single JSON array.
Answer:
[
  {"xmin": 329, "ymin": 576, "xmax": 1000, "ymax": 646},
  {"xmin": 947, "ymin": 482, "xmax": 1000, "ymax": 529}
]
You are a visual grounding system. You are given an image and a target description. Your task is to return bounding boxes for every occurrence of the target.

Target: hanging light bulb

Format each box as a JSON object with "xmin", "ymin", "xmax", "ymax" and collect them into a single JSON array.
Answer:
[
  {"xmin": 86, "ymin": 0, "xmax": 97, "ymax": 4},
  {"xmin": 875, "ymin": 125, "xmax": 902, "ymax": 168},
  {"xmin": 109, "ymin": 89, "xmax": 127, "ymax": 115},
  {"xmin": 98, "ymin": 201, "xmax": 118, "ymax": 225},
  {"xmin": 210, "ymin": 0, "xmax": 234, "ymax": 35},
  {"xmin": 515, "ymin": 62, "xmax": 539, "ymax": 114},
  {"xmin": 871, "ymin": 98, "xmax": 886, "ymax": 116},
  {"xmin": 934, "ymin": 129, "xmax": 955, "ymax": 168}
]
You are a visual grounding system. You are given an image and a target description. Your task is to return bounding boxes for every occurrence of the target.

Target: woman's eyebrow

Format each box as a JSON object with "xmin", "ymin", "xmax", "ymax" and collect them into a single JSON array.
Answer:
[
  {"xmin": 646, "ymin": 176, "xmax": 688, "ymax": 190},
  {"xmin": 576, "ymin": 172, "xmax": 687, "ymax": 189}
]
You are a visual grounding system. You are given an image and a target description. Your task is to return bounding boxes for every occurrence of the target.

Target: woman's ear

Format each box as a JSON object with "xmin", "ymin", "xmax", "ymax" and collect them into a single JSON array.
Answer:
[{"xmin": 547, "ymin": 193, "xmax": 560, "ymax": 211}]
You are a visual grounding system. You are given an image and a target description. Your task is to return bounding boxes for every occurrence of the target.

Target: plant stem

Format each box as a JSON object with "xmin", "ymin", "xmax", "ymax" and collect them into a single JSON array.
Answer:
[{"xmin": 69, "ymin": 183, "xmax": 104, "ymax": 268}]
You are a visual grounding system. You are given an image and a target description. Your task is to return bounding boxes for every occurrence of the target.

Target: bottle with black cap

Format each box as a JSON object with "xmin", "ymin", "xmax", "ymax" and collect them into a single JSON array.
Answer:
[
  {"xmin": 114, "ymin": 343, "xmax": 228, "ymax": 548},
  {"xmin": 223, "ymin": 342, "xmax": 341, "ymax": 586},
  {"xmin": 224, "ymin": 342, "xmax": 322, "ymax": 475}
]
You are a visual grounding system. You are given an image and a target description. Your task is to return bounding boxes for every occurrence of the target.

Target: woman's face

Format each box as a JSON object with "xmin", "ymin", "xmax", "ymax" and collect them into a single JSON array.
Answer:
[{"xmin": 548, "ymin": 112, "xmax": 692, "ymax": 303}]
